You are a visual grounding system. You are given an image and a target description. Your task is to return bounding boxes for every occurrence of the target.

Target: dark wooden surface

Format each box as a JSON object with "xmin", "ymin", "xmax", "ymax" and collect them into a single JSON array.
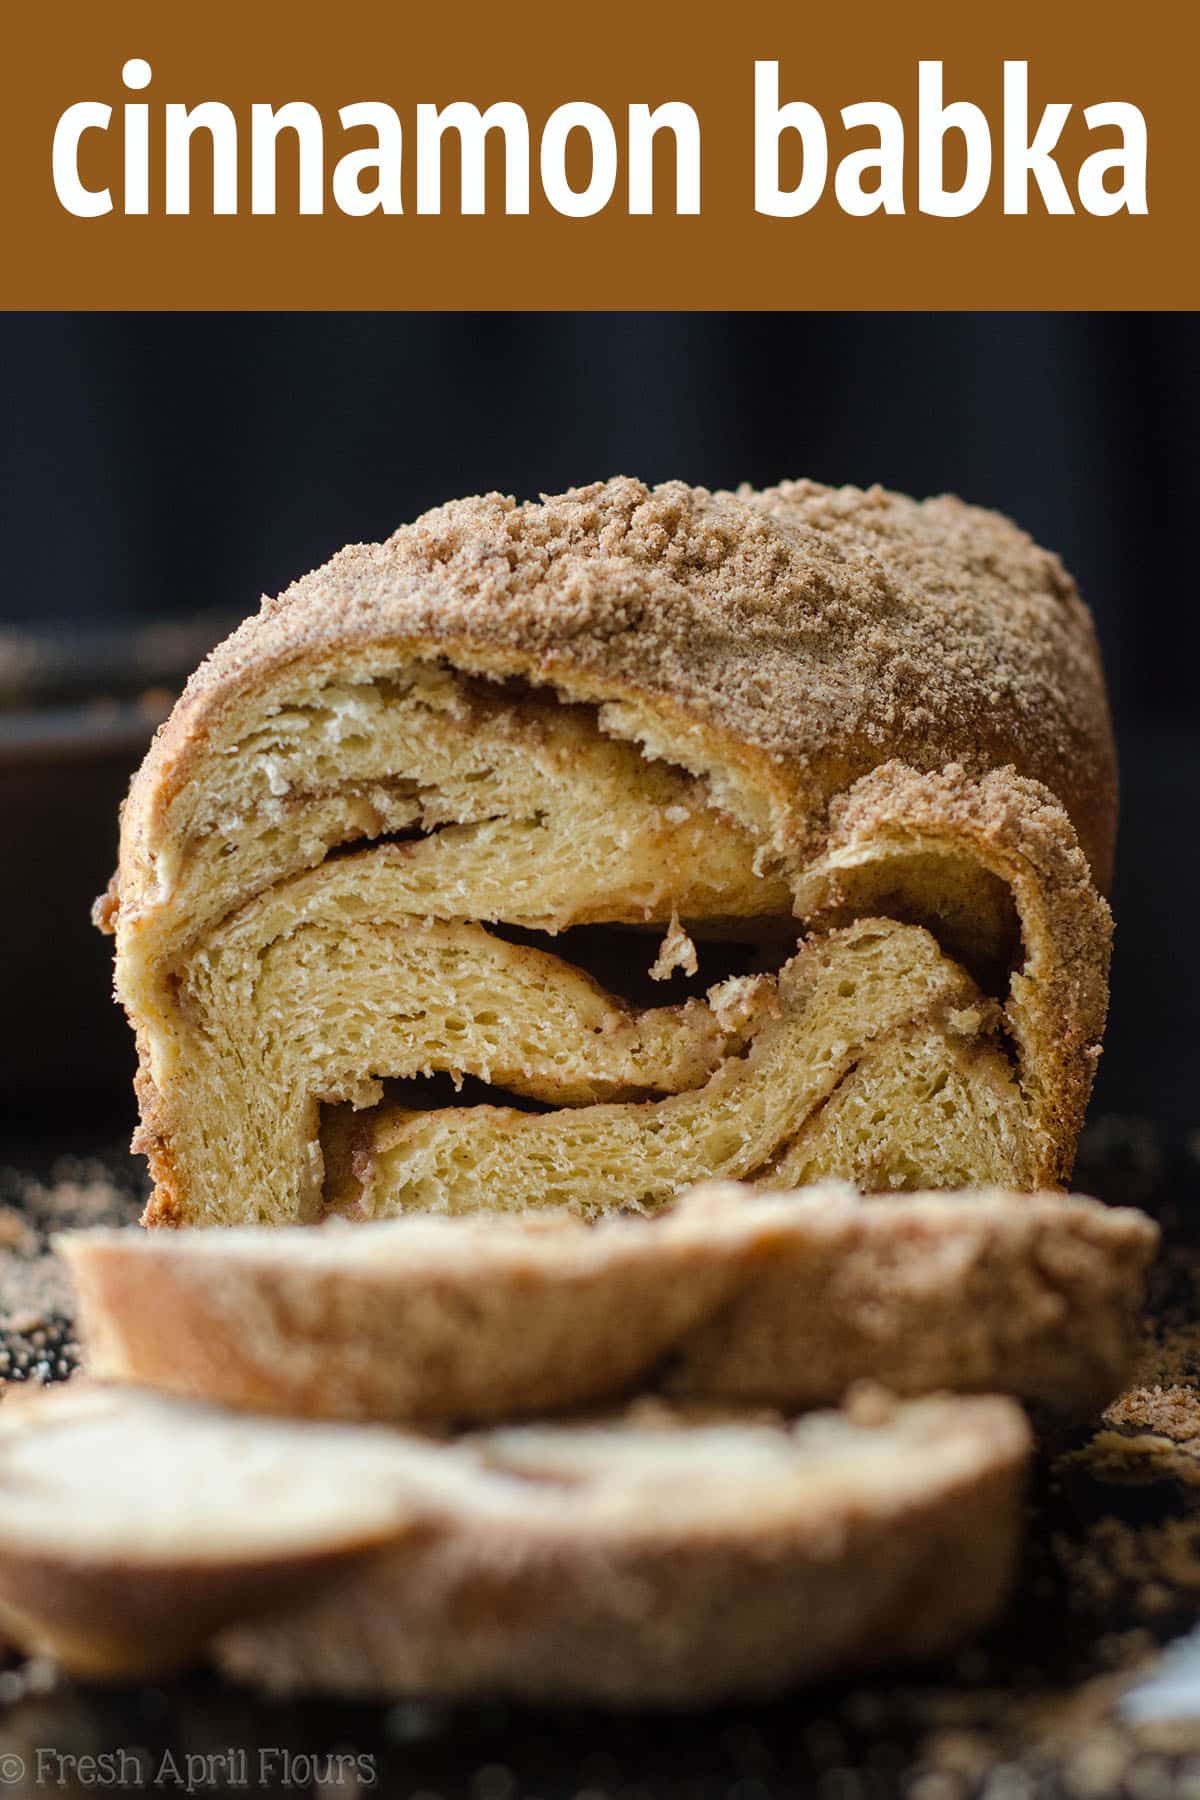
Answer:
[{"xmin": 2, "ymin": 1122, "xmax": 1200, "ymax": 1800}]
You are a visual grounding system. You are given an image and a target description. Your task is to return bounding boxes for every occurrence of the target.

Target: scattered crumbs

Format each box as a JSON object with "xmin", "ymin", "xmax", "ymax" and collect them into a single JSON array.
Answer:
[
  {"xmin": 0, "ymin": 1156, "xmax": 143, "ymax": 1389},
  {"xmin": 649, "ymin": 912, "xmax": 698, "ymax": 982},
  {"xmin": 1, "ymin": 1122, "xmax": 1200, "ymax": 1797}
]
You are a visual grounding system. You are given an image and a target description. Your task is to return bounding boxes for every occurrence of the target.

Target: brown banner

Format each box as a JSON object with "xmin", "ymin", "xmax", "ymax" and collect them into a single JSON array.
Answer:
[{"xmin": 2, "ymin": 0, "xmax": 1196, "ymax": 309}]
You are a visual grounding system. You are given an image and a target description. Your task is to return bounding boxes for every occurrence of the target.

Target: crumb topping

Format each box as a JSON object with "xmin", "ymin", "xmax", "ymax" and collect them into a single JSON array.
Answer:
[{"xmin": 152, "ymin": 477, "xmax": 1115, "ymax": 883}]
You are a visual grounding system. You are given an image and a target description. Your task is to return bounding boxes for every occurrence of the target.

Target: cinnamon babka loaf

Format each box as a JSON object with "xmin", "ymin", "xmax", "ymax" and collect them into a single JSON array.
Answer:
[{"xmin": 95, "ymin": 478, "xmax": 1115, "ymax": 1227}]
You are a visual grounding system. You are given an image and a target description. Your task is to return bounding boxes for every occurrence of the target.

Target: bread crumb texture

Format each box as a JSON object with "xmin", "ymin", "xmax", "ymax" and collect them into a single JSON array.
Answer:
[{"xmin": 103, "ymin": 478, "xmax": 1116, "ymax": 1225}]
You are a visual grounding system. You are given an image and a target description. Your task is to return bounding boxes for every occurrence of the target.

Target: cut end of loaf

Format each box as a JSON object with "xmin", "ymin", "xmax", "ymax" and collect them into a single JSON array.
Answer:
[{"xmin": 99, "ymin": 480, "xmax": 1112, "ymax": 1229}]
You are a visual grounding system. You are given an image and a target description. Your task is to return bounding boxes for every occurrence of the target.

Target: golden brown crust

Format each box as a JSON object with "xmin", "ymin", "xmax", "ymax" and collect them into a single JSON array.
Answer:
[
  {"xmin": 130, "ymin": 1062, "xmax": 182, "ymax": 1227},
  {"xmin": 115, "ymin": 476, "xmax": 1115, "ymax": 914},
  {"xmin": 60, "ymin": 1185, "xmax": 1156, "ymax": 1424}
]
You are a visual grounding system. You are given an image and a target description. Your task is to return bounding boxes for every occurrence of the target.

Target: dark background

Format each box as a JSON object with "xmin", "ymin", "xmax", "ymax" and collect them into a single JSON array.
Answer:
[{"xmin": 2, "ymin": 313, "xmax": 1197, "ymax": 1145}]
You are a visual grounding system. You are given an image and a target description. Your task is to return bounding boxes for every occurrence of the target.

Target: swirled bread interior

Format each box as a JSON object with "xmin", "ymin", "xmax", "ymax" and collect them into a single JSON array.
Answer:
[
  {"xmin": 100, "ymin": 481, "xmax": 1115, "ymax": 1225},
  {"xmin": 119, "ymin": 667, "xmax": 1030, "ymax": 1225}
]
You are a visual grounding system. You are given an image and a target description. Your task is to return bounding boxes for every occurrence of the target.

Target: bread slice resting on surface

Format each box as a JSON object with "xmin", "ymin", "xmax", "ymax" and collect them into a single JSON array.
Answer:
[
  {"xmin": 94, "ymin": 477, "xmax": 1116, "ymax": 1226},
  {"xmin": 0, "ymin": 1383, "xmax": 1031, "ymax": 1704},
  {"xmin": 60, "ymin": 1182, "xmax": 1158, "ymax": 1425}
]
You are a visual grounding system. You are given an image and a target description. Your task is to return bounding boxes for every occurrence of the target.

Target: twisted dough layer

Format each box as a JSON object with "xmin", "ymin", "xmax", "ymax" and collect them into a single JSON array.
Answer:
[
  {"xmin": 317, "ymin": 920, "xmax": 1027, "ymax": 1221},
  {"xmin": 98, "ymin": 481, "xmax": 1115, "ymax": 1225}
]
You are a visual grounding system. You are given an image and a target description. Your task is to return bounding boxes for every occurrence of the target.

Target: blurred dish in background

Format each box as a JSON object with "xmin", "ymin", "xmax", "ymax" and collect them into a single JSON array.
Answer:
[{"xmin": 0, "ymin": 615, "xmax": 235, "ymax": 1109}]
